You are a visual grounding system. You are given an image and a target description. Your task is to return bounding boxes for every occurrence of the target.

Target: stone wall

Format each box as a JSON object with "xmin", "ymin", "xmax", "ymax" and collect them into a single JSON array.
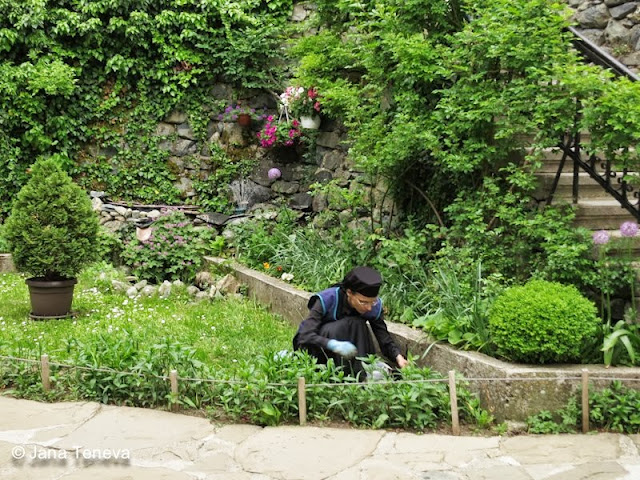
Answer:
[
  {"xmin": 570, "ymin": 0, "xmax": 640, "ymax": 71},
  {"xmin": 86, "ymin": 2, "xmax": 395, "ymax": 236}
]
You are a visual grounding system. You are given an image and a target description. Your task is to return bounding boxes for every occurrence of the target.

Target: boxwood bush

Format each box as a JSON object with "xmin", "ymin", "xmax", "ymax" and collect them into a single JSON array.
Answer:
[{"xmin": 489, "ymin": 279, "xmax": 600, "ymax": 363}]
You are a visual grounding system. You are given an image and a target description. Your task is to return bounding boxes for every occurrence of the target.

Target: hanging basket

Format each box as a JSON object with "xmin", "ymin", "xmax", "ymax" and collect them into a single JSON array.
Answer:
[{"xmin": 300, "ymin": 114, "xmax": 321, "ymax": 129}]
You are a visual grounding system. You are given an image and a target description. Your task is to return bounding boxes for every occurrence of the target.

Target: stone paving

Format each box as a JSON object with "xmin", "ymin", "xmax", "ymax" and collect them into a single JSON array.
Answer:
[{"xmin": 0, "ymin": 396, "xmax": 638, "ymax": 479}]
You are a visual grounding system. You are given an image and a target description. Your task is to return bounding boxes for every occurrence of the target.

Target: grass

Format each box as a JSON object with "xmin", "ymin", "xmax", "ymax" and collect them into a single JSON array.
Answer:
[{"xmin": 0, "ymin": 263, "xmax": 296, "ymax": 376}]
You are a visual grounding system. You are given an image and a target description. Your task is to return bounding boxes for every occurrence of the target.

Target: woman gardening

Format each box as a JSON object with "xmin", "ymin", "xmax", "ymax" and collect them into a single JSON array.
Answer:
[{"xmin": 293, "ymin": 266, "xmax": 409, "ymax": 380}]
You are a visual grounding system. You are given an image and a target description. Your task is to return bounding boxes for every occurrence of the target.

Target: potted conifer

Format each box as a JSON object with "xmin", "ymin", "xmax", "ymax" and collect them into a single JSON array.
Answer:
[{"xmin": 4, "ymin": 158, "xmax": 99, "ymax": 318}]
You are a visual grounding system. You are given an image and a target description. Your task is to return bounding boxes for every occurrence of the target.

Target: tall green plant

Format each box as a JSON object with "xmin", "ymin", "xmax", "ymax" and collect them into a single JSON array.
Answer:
[{"xmin": 4, "ymin": 157, "xmax": 98, "ymax": 280}]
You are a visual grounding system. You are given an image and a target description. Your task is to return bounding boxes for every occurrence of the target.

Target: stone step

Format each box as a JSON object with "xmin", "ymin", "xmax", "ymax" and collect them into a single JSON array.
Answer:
[
  {"xmin": 571, "ymin": 199, "xmax": 638, "ymax": 229},
  {"xmin": 534, "ymin": 172, "xmax": 614, "ymax": 200}
]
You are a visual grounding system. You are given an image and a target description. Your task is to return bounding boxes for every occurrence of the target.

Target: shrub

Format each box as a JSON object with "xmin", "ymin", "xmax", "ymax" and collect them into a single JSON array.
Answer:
[
  {"xmin": 489, "ymin": 279, "xmax": 600, "ymax": 363},
  {"xmin": 121, "ymin": 212, "xmax": 214, "ymax": 284},
  {"xmin": 0, "ymin": 224, "xmax": 9, "ymax": 253},
  {"xmin": 3, "ymin": 158, "xmax": 99, "ymax": 280}
]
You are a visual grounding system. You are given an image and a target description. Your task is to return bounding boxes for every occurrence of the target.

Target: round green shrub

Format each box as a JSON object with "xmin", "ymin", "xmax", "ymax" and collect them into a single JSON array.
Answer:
[
  {"xmin": 4, "ymin": 158, "xmax": 99, "ymax": 280},
  {"xmin": 488, "ymin": 279, "xmax": 599, "ymax": 364}
]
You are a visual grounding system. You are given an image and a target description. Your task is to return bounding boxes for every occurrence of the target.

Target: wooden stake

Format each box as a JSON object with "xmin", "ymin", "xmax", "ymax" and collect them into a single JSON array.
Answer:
[
  {"xmin": 298, "ymin": 376, "xmax": 307, "ymax": 426},
  {"xmin": 448, "ymin": 370, "xmax": 460, "ymax": 436},
  {"xmin": 581, "ymin": 369, "xmax": 589, "ymax": 433},
  {"xmin": 40, "ymin": 354, "xmax": 50, "ymax": 392},
  {"xmin": 170, "ymin": 370, "xmax": 178, "ymax": 412}
]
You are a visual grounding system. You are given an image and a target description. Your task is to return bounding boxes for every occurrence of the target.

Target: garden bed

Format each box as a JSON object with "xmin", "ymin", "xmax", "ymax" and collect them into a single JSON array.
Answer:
[{"xmin": 206, "ymin": 256, "xmax": 640, "ymax": 421}]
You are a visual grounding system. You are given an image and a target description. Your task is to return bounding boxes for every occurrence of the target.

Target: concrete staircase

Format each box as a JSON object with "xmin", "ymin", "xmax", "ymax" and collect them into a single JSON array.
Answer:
[{"xmin": 534, "ymin": 148, "xmax": 639, "ymax": 231}]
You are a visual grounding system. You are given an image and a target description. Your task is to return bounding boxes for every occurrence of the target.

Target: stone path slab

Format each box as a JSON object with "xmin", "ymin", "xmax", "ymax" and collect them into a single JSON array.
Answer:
[{"xmin": 0, "ymin": 396, "xmax": 638, "ymax": 479}]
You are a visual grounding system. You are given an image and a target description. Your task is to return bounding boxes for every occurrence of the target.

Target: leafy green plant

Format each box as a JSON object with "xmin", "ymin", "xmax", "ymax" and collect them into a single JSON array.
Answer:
[
  {"xmin": 3, "ymin": 157, "xmax": 99, "ymax": 280},
  {"xmin": 526, "ymin": 398, "xmax": 579, "ymax": 434},
  {"xmin": 489, "ymin": 280, "xmax": 600, "ymax": 363},
  {"xmin": 212, "ymin": 351, "xmax": 492, "ymax": 430},
  {"xmin": 601, "ymin": 320, "xmax": 640, "ymax": 367},
  {"xmin": 589, "ymin": 381, "xmax": 640, "ymax": 433},
  {"xmin": 121, "ymin": 211, "xmax": 214, "ymax": 284},
  {"xmin": 413, "ymin": 261, "xmax": 495, "ymax": 354},
  {"xmin": 67, "ymin": 332, "xmax": 213, "ymax": 408}
]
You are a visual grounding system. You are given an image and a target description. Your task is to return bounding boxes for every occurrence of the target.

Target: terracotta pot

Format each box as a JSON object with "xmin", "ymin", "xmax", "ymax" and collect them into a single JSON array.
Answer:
[
  {"xmin": 26, "ymin": 277, "xmax": 77, "ymax": 319},
  {"xmin": 237, "ymin": 113, "xmax": 252, "ymax": 127}
]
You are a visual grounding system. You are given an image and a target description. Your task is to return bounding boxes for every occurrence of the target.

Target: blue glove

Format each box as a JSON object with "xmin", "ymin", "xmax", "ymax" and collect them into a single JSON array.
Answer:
[{"xmin": 327, "ymin": 339, "xmax": 358, "ymax": 359}]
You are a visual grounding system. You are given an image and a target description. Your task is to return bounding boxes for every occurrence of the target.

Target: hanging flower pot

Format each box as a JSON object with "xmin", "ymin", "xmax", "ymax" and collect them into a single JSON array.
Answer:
[{"xmin": 300, "ymin": 114, "xmax": 321, "ymax": 129}]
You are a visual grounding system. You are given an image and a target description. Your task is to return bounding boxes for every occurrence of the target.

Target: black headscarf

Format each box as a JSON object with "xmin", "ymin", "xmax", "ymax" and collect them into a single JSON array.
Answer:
[{"xmin": 342, "ymin": 266, "xmax": 382, "ymax": 297}]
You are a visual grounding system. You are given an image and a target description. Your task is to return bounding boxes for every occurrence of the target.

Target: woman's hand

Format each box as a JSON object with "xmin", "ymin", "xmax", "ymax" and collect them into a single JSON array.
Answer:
[{"xmin": 395, "ymin": 354, "xmax": 409, "ymax": 368}]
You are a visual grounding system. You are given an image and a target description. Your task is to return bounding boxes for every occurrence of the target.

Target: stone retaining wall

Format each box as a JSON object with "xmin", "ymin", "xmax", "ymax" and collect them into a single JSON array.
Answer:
[{"xmin": 206, "ymin": 256, "xmax": 640, "ymax": 421}]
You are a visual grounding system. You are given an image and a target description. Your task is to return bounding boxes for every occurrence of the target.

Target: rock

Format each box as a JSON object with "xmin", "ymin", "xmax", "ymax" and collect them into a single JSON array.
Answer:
[
  {"xmin": 187, "ymin": 285, "xmax": 200, "ymax": 296},
  {"xmin": 158, "ymin": 280, "xmax": 172, "ymax": 298},
  {"xmin": 140, "ymin": 285, "xmax": 157, "ymax": 297},
  {"xmin": 126, "ymin": 286, "xmax": 138, "ymax": 298},
  {"xmin": 316, "ymin": 132, "xmax": 341, "ymax": 149},
  {"xmin": 134, "ymin": 280, "xmax": 148, "ymax": 290},
  {"xmin": 175, "ymin": 177, "xmax": 195, "ymax": 198},
  {"xmin": 195, "ymin": 271, "xmax": 215, "ymax": 289},
  {"xmin": 289, "ymin": 192, "xmax": 313, "ymax": 211},
  {"xmin": 155, "ymin": 122, "xmax": 175, "ymax": 136},
  {"xmin": 103, "ymin": 220, "xmax": 125, "ymax": 232},
  {"xmin": 114, "ymin": 206, "xmax": 128, "ymax": 217},
  {"xmin": 610, "ymin": 3, "xmax": 638, "ymax": 20},
  {"xmin": 172, "ymin": 279, "xmax": 184, "ymax": 288},
  {"xmin": 604, "ymin": 20, "xmax": 631, "ymax": 44},
  {"xmin": 505, "ymin": 421, "xmax": 528, "ymax": 435},
  {"xmin": 195, "ymin": 291, "xmax": 209, "ymax": 301},
  {"xmin": 173, "ymin": 139, "xmax": 198, "ymax": 157},
  {"xmin": 177, "ymin": 122, "xmax": 196, "ymax": 140},
  {"xmin": 313, "ymin": 168, "xmax": 333, "ymax": 184},
  {"xmin": 209, "ymin": 286, "xmax": 223, "ymax": 299},
  {"xmin": 321, "ymin": 150, "xmax": 344, "ymax": 170},
  {"xmin": 271, "ymin": 180, "xmax": 299, "ymax": 194},
  {"xmin": 111, "ymin": 280, "xmax": 130, "ymax": 292},
  {"xmin": 164, "ymin": 110, "xmax": 188, "ymax": 124},
  {"xmin": 91, "ymin": 197, "xmax": 103, "ymax": 212},
  {"xmin": 198, "ymin": 212, "xmax": 230, "ymax": 226},
  {"xmin": 292, "ymin": 4, "xmax": 308, "ymax": 21},
  {"xmin": 215, "ymin": 274, "xmax": 240, "ymax": 295},
  {"xmin": 575, "ymin": 4, "xmax": 611, "ymax": 29}
]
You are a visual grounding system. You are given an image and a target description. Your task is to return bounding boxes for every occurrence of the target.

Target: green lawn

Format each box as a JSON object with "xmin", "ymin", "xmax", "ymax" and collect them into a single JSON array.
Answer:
[{"xmin": 0, "ymin": 264, "xmax": 296, "ymax": 376}]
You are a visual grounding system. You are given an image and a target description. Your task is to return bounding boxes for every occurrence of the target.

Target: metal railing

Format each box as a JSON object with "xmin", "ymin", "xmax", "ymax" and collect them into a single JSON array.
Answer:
[{"xmin": 545, "ymin": 28, "xmax": 640, "ymax": 221}]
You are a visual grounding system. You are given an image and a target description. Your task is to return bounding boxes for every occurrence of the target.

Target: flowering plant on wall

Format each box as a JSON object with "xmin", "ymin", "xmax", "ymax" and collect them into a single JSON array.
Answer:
[
  {"xmin": 257, "ymin": 115, "xmax": 302, "ymax": 148},
  {"xmin": 217, "ymin": 104, "xmax": 266, "ymax": 122},
  {"xmin": 280, "ymin": 86, "xmax": 321, "ymax": 118}
]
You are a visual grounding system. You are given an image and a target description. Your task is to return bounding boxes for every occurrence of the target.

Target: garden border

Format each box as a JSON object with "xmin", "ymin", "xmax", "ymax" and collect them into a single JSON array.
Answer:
[
  {"xmin": 0, "ymin": 253, "xmax": 15, "ymax": 273},
  {"xmin": 205, "ymin": 256, "xmax": 640, "ymax": 421}
]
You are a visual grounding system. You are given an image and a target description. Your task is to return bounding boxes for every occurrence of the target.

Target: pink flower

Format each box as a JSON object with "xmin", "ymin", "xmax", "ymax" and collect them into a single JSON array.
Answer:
[
  {"xmin": 592, "ymin": 230, "xmax": 610, "ymax": 245},
  {"xmin": 620, "ymin": 221, "xmax": 639, "ymax": 237}
]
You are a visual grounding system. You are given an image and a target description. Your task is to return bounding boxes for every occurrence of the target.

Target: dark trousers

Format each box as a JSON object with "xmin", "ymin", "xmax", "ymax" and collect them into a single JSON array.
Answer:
[{"xmin": 294, "ymin": 316, "xmax": 376, "ymax": 379}]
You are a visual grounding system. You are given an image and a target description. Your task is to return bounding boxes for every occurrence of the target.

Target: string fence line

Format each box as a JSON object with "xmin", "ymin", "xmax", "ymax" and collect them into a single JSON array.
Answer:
[{"xmin": 1, "ymin": 354, "xmax": 639, "ymax": 387}]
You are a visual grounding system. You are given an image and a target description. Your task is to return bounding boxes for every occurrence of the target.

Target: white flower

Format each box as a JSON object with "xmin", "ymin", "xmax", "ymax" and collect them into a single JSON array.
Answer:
[{"xmin": 281, "ymin": 272, "xmax": 294, "ymax": 282}]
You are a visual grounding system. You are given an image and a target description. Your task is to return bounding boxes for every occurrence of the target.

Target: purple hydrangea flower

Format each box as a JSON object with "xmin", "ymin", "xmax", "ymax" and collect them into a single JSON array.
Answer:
[
  {"xmin": 592, "ymin": 230, "xmax": 610, "ymax": 245},
  {"xmin": 620, "ymin": 221, "xmax": 639, "ymax": 237},
  {"xmin": 268, "ymin": 168, "xmax": 281, "ymax": 180}
]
